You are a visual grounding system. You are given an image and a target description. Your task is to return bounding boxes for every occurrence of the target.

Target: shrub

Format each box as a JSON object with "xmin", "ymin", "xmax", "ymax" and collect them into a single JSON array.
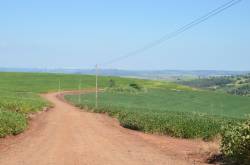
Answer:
[
  {"xmin": 106, "ymin": 86, "xmax": 139, "ymax": 94},
  {"xmin": 0, "ymin": 110, "xmax": 27, "ymax": 138},
  {"xmin": 221, "ymin": 119, "xmax": 250, "ymax": 164},
  {"xmin": 129, "ymin": 83, "xmax": 142, "ymax": 90},
  {"xmin": 105, "ymin": 83, "xmax": 147, "ymax": 94},
  {"xmin": 109, "ymin": 79, "xmax": 116, "ymax": 87}
]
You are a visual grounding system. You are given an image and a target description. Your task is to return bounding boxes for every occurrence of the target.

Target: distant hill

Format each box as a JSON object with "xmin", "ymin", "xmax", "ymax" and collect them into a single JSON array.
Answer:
[{"xmin": 0, "ymin": 67, "xmax": 249, "ymax": 80}]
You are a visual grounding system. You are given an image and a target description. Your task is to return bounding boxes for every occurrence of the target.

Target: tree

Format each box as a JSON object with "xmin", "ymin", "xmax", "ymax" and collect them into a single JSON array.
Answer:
[{"xmin": 109, "ymin": 79, "xmax": 115, "ymax": 87}]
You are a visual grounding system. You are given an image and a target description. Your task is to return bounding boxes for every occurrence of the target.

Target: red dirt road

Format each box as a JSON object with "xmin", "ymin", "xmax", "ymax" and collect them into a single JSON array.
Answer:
[{"xmin": 0, "ymin": 92, "xmax": 217, "ymax": 165}]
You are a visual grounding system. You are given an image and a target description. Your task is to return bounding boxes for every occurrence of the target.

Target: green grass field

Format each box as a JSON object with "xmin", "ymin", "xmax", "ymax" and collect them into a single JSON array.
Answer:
[
  {"xmin": 65, "ymin": 89, "xmax": 250, "ymax": 139},
  {"xmin": 0, "ymin": 72, "xmax": 179, "ymax": 137},
  {"xmin": 1, "ymin": 72, "xmax": 250, "ymax": 140}
]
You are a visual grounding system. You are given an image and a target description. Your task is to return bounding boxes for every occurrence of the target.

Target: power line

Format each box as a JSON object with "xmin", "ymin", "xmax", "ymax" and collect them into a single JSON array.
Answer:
[{"xmin": 101, "ymin": 0, "xmax": 242, "ymax": 66}]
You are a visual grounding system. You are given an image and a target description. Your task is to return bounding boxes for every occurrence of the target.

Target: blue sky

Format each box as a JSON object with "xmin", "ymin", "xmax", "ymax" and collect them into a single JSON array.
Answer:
[{"xmin": 0, "ymin": 0, "xmax": 249, "ymax": 70}]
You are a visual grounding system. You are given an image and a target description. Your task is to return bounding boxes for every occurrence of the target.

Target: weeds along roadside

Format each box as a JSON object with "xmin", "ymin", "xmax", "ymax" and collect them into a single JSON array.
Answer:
[{"xmin": 0, "ymin": 91, "xmax": 49, "ymax": 137}]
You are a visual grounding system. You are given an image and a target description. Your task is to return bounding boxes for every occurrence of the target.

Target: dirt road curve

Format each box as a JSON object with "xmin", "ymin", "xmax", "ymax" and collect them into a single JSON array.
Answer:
[{"xmin": 0, "ymin": 92, "xmax": 215, "ymax": 165}]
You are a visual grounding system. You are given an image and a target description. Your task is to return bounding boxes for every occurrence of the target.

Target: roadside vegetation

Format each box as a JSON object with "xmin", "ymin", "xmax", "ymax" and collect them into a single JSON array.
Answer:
[
  {"xmin": 221, "ymin": 118, "xmax": 250, "ymax": 164},
  {"xmin": 0, "ymin": 91, "xmax": 48, "ymax": 137},
  {"xmin": 0, "ymin": 110, "xmax": 27, "ymax": 137}
]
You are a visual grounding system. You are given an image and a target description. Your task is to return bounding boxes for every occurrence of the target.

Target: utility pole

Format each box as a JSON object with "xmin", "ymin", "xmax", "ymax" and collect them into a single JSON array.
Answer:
[
  {"xmin": 95, "ymin": 64, "xmax": 98, "ymax": 108},
  {"xmin": 58, "ymin": 79, "xmax": 61, "ymax": 93},
  {"xmin": 78, "ymin": 79, "xmax": 82, "ymax": 104}
]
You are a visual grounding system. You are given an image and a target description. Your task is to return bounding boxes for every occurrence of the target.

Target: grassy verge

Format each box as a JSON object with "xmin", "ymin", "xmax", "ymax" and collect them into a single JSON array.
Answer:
[
  {"xmin": 0, "ymin": 91, "xmax": 49, "ymax": 137},
  {"xmin": 0, "ymin": 110, "xmax": 27, "ymax": 137}
]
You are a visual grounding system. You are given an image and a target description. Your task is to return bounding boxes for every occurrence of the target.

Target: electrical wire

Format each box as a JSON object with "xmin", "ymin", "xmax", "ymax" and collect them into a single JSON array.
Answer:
[{"xmin": 100, "ymin": 0, "xmax": 242, "ymax": 67}]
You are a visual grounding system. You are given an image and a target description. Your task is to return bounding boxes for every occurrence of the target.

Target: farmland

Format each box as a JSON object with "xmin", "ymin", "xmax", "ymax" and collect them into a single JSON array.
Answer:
[
  {"xmin": 1, "ymin": 72, "xmax": 250, "ymax": 140},
  {"xmin": 1, "ymin": 72, "xmax": 250, "ymax": 164},
  {"xmin": 0, "ymin": 72, "xmax": 178, "ymax": 137},
  {"xmin": 65, "ymin": 88, "xmax": 250, "ymax": 139}
]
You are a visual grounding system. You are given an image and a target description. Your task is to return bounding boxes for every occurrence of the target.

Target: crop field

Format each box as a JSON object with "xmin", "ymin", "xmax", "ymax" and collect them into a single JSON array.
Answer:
[
  {"xmin": 1, "ymin": 72, "xmax": 250, "ymax": 140},
  {"xmin": 0, "ymin": 72, "xmax": 177, "ymax": 137},
  {"xmin": 65, "ymin": 89, "xmax": 250, "ymax": 139}
]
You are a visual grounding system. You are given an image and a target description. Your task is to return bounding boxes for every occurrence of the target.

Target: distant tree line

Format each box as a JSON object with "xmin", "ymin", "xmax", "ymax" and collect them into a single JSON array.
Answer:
[
  {"xmin": 180, "ymin": 76, "xmax": 233, "ymax": 88},
  {"xmin": 228, "ymin": 84, "xmax": 250, "ymax": 96},
  {"xmin": 179, "ymin": 74, "xmax": 250, "ymax": 96}
]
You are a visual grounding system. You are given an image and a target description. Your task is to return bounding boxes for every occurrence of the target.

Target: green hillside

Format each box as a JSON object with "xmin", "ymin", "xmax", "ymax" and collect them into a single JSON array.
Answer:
[{"xmin": 0, "ymin": 72, "xmax": 188, "ymax": 137}]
